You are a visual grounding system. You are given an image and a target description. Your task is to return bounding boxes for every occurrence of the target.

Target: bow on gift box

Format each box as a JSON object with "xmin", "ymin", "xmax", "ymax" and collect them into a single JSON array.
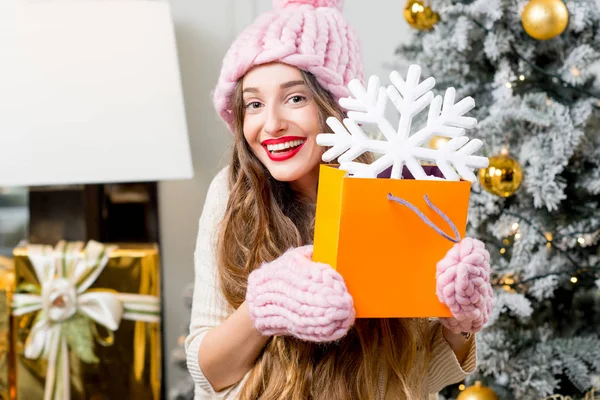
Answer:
[{"xmin": 11, "ymin": 241, "xmax": 160, "ymax": 400}]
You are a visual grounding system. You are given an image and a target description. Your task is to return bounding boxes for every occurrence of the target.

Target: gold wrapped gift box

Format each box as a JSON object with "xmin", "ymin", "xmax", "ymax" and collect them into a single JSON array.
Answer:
[
  {"xmin": 0, "ymin": 256, "xmax": 15, "ymax": 400},
  {"xmin": 11, "ymin": 243, "xmax": 162, "ymax": 400}
]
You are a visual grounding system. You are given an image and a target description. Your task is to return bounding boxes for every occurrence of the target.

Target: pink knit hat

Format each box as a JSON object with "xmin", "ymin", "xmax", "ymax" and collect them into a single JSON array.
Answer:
[{"xmin": 213, "ymin": 0, "xmax": 364, "ymax": 131}]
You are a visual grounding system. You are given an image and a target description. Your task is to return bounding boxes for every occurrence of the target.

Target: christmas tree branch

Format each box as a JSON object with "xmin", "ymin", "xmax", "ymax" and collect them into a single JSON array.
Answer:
[
  {"xmin": 516, "ymin": 263, "xmax": 600, "ymax": 286},
  {"xmin": 555, "ymin": 229, "xmax": 600, "ymax": 240},
  {"xmin": 503, "ymin": 211, "xmax": 548, "ymax": 241},
  {"xmin": 486, "ymin": 211, "xmax": 600, "ymax": 287},
  {"xmin": 467, "ymin": 17, "xmax": 600, "ymax": 108},
  {"xmin": 504, "ymin": 210, "xmax": 595, "ymax": 270},
  {"xmin": 491, "ymin": 262, "xmax": 600, "ymax": 289}
]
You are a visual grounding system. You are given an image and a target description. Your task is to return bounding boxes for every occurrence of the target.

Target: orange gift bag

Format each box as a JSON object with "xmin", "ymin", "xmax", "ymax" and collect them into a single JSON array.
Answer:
[{"xmin": 313, "ymin": 165, "xmax": 472, "ymax": 318}]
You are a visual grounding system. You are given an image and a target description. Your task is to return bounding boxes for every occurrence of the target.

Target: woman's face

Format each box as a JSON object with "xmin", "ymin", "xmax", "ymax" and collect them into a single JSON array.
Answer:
[{"xmin": 241, "ymin": 63, "xmax": 323, "ymax": 187}]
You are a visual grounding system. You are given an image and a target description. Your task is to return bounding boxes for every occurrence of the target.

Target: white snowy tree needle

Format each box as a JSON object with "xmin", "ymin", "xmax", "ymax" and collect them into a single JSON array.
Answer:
[{"xmin": 317, "ymin": 64, "xmax": 490, "ymax": 181}]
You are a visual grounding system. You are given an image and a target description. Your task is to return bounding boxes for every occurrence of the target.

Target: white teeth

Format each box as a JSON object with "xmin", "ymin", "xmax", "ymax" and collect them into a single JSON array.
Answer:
[{"xmin": 266, "ymin": 139, "xmax": 305, "ymax": 152}]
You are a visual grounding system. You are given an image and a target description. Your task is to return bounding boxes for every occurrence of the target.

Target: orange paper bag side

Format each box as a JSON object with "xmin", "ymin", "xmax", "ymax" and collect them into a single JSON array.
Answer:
[{"xmin": 313, "ymin": 165, "xmax": 347, "ymax": 270}]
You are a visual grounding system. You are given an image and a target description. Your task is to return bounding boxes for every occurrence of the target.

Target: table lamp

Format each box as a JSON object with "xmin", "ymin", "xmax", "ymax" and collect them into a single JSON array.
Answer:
[{"xmin": 0, "ymin": 0, "xmax": 193, "ymax": 244}]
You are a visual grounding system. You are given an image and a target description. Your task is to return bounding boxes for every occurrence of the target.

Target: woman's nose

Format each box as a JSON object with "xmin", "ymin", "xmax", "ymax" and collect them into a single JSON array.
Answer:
[{"xmin": 263, "ymin": 105, "xmax": 287, "ymax": 135}]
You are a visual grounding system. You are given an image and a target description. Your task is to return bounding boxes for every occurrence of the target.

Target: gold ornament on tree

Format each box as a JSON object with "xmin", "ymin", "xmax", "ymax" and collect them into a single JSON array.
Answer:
[
  {"xmin": 457, "ymin": 381, "xmax": 500, "ymax": 400},
  {"xmin": 521, "ymin": 0, "xmax": 569, "ymax": 40},
  {"xmin": 478, "ymin": 150, "xmax": 523, "ymax": 197},
  {"xmin": 404, "ymin": 0, "xmax": 439, "ymax": 30},
  {"xmin": 428, "ymin": 135, "xmax": 451, "ymax": 150}
]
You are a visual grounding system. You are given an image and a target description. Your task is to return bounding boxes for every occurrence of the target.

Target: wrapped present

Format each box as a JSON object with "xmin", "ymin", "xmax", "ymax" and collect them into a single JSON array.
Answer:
[
  {"xmin": 313, "ymin": 64, "xmax": 489, "ymax": 318},
  {"xmin": 0, "ymin": 257, "xmax": 15, "ymax": 400},
  {"xmin": 11, "ymin": 241, "xmax": 161, "ymax": 400}
]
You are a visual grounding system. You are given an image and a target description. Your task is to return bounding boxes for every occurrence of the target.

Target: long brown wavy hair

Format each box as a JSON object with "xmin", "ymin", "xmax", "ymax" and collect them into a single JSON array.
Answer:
[{"xmin": 216, "ymin": 67, "xmax": 432, "ymax": 399}]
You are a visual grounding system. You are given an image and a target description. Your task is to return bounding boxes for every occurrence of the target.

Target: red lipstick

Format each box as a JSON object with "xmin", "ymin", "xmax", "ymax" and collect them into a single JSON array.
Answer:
[{"xmin": 262, "ymin": 136, "xmax": 306, "ymax": 162}]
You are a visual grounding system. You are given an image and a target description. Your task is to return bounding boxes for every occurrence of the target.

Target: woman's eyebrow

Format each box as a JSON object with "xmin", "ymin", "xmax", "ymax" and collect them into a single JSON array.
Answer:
[
  {"xmin": 243, "ymin": 80, "xmax": 305, "ymax": 94},
  {"xmin": 280, "ymin": 80, "xmax": 305, "ymax": 89}
]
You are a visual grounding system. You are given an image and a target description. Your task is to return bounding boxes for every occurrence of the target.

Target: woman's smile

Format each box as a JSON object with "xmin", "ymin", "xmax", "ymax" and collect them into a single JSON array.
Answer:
[{"xmin": 261, "ymin": 136, "xmax": 307, "ymax": 161}]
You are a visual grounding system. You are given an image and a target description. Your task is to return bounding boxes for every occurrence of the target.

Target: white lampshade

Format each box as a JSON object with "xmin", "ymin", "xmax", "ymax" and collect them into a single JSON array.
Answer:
[{"xmin": 0, "ymin": 0, "xmax": 193, "ymax": 187}]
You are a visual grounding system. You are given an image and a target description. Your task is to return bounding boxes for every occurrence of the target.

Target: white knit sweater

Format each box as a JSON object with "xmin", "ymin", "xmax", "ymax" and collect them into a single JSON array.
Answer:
[{"xmin": 185, "ymin": 167, "xmax": 477, "ymax": 399}]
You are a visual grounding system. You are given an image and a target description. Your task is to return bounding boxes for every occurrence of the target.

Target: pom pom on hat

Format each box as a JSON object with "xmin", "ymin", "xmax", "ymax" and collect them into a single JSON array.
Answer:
[{"xmin": 272, "ymin": 0, "xmax": 344, "ymax": 11}]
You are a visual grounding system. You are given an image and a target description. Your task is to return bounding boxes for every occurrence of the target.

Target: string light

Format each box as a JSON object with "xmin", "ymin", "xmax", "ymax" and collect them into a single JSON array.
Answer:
[
  {"xmin": 499, "ymin": 274, "xmax": 516, "ymax": 293},
  {"xmin": 500, "ymin": 147, "xmax": 509, "ymax": 156},
  {"xmin": 458, "ymin": 384, "xmax": 466, "ymax": 391},
  {"xmin": 505, "ymin": 82, "xmax": 513, "ymax": 89},
  {"xmin": 545, "ymin": 232, "xmax": 553, "ymax": 248},
  {"xmin": 512, "ymin": 223, "xmax": 520, "ymax": 231},
  {"xmin": 571, "ymin": 66, "xmax": 581, "ymax": 77},
  {"xmin": 515, "ymin": 233, "xmax": 522, "ymax": 240},
  {"xmin": 571, "ymin": 276, "xmax": 578, "ymax": 283},
  {"xmin": 500, "ymin": 248, "xmax": 506, "ymax": 254},
  {"xmin": 519, "ymin": 74, "xmax": 525, "ymax": 81},
  {"xmin": 578, "ymin": 237, "xmax": 586, "ymax": 245}
]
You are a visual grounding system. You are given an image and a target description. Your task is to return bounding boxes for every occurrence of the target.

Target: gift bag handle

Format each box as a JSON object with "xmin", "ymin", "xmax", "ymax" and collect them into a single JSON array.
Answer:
[{"xmin": 387, "ymin": 193, "xmax": 461, "ymax": 243}]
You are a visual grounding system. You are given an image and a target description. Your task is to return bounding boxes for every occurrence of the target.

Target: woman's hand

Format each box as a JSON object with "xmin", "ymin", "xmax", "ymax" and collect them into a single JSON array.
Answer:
[
  {"xmin": 246, "ymin": 245, "xmax": 355, "ymax": 342},
  {"xmin": 436, "ymin": 238, "xmax": 494, "ymax": 334}
]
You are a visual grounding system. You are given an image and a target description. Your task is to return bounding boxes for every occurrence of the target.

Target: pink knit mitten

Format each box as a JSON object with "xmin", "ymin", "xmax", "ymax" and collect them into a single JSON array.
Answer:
[
  {"xmin": 246, "ymin": 245, "xmax": 355, "ymax": 342},
  {"xmin": 436, "ymin": 238, "xmax": 494, "ymax": 334}
]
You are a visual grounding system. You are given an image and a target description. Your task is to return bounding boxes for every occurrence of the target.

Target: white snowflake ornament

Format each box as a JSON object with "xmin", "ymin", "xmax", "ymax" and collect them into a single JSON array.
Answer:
[{"xmin": 316, "ymin": 64, "xmax": 489, "ymax": 181}]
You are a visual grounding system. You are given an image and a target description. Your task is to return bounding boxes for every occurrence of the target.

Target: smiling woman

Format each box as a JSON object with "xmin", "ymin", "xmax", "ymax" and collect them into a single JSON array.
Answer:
[{"xmin": 185, "ymin": 0, "xmax": 484, "ymax": 399}]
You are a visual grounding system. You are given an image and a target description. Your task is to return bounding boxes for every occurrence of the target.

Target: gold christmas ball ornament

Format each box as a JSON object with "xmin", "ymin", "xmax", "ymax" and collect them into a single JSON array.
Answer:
[
  {"xmin": 478, "ymin": 153, "xmax": 523, "ymax": 197},
  {"xmin": 428, "ymin": 135, "xmax": 451, "ymax": 150},
  {"xmin": 404, "ymin": 0, "xmax": 440, "ymax": 30},
  {"xmin": 457, "ymin": 381, "xmax": 500, "ymax": 400},
  {"xmin": 521, "ymin": 0, "xmax": 569, "ymax": 40}
]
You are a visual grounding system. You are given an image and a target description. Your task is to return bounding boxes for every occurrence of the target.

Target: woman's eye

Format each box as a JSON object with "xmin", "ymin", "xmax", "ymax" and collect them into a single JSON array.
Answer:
[
  {"xmin": 246, "ymin": 102, "xmax": 262, "ymax": 110},
  {"xmin": 289, "ymin": 95, "xmax": 306, "ymax": 104}
]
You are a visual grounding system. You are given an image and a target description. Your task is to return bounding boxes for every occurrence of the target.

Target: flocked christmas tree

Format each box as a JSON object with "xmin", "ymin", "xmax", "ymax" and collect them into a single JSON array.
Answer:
[{"xmin": 396, "ymin": 0, "xmax": 600, "ymax": 398}]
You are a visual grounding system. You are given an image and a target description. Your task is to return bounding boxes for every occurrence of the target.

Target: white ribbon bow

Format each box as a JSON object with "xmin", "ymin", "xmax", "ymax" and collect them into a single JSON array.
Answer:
[{"xmin": 12, "ymin": 240, "xmax": 160, "ymax": 400}]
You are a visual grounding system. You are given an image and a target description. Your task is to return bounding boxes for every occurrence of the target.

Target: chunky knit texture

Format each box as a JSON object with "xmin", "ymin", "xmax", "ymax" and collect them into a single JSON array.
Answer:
[
  {"xmin": 273, "ymin": 0, "xmax": 344, "ymax": 10},
  {"xmin": 246, "ymin": 245, "xmax": 355, "ymax": 342},
  {"xmin": 213, "ymin": 0, "xmax": 364, "ymax": 131},
  {"xmin": 436, "ymin": 238, "xmax": 494, "ymax": 334}
]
